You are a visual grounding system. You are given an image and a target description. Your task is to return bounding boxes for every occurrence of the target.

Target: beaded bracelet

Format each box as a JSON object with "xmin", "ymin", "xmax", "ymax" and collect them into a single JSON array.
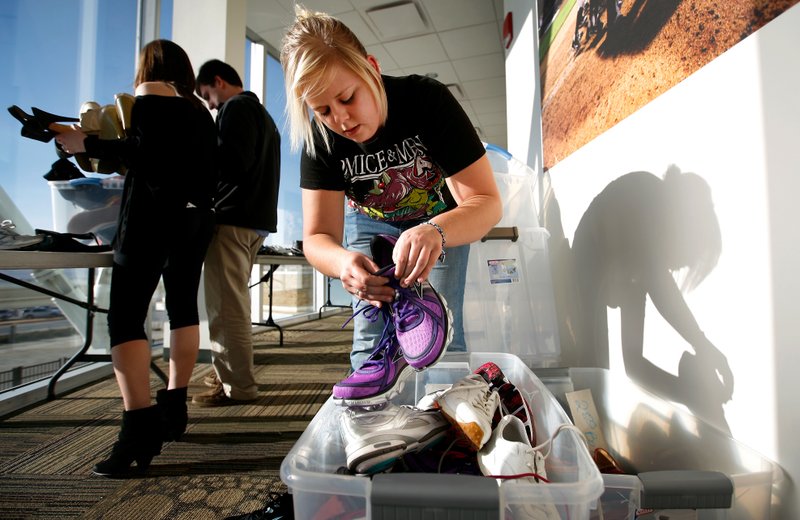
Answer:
[{"xmin": 424, "ymin": 221, "xmax": 447, "ymax": 262}]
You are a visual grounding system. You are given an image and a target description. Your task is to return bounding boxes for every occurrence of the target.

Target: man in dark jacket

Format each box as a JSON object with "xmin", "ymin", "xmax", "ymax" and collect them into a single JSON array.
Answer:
[{"xmin": 192, "ymin": 59, "xmax": 280, "ymax": 406}]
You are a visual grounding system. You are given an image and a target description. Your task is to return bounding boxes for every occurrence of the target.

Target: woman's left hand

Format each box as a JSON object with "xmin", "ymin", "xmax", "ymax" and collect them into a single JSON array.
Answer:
[
  {"xmin": 392, "ymin": 223, "xmax": 443, "ymax": 287},
  {"xmin": 55, "ymin": 125, "xmax": 88, "ymax": 154}
]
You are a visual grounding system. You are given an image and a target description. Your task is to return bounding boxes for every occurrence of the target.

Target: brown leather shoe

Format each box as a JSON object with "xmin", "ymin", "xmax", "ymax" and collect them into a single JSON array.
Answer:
[
  {"xmin": 202, "ymin": 372, "xmax": 219, "ymax": 388},
  {"xmin": 191, "ymin": 383, "xmax": 256, "ymax": 407}
]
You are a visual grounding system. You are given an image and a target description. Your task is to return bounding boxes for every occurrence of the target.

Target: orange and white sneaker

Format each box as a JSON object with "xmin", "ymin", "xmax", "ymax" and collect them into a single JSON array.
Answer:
[{"xmin": 436, "ymin": 373, "xmax": 499, "ymax": 450}]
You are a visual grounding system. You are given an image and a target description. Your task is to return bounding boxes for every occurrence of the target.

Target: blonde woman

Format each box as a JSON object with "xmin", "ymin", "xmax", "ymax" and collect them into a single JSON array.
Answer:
[{"xmin": 281, "ymin": 6, "xmax": 501, "ymax": 402}]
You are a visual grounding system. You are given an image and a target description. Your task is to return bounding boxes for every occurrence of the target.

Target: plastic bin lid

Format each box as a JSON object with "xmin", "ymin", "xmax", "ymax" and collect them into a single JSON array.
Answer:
[{"xmin": 68, "ymin": 178, "xmax": 103, "ymax": 187}]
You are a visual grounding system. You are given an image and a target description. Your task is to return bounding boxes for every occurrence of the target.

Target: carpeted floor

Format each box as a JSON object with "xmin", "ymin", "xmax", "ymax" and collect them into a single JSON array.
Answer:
[{"xmin": 0, "ymin": 312, "xmax": 353, "ymax": 520}]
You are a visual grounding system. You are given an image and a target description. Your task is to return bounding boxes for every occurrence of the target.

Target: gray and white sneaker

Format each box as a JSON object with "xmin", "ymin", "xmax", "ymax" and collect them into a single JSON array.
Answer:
[
  {"xmin": 436, "ymin": 373, "xmax": 499, "ymax": 451},
  {"xmin": 0, "ymin": 220, "xmax": 43, "ymax": 250},
  {"xmin": 339, "ymin": 403, "xmax": 451, "ymax": 475}
]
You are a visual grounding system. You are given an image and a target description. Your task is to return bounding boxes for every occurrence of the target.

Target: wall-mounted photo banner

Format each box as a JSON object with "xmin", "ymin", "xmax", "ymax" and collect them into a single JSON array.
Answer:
[{"xmin": 538, "ymin": 0, "xmax": 799, "ymax": 169}]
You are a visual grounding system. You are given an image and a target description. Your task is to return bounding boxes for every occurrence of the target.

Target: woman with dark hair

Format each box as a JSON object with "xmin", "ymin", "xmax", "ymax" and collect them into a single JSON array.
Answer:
[{"xmin": 57, "ymin": 39, "xmax": 217, "ymax": 476}]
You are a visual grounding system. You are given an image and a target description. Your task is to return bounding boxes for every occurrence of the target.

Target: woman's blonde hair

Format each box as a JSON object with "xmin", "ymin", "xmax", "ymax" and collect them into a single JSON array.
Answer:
[{"xmin": 280, "ymin": 5, "xmax": 388, "ymax": 157}]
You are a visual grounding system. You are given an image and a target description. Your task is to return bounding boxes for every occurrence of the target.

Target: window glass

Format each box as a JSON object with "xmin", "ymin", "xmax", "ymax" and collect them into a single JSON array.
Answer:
[
  {"xmin": 1, "ymin": 0, "xmax": 138, "ymax": 392},
  {"xmin": 160, "ymin": 0, "xmax": 172, "ymax": 39},
  {"xmin": 2, "ymin": 0, "xmax": 137, "ymax": 233},
  {"xmin": 264, "ymin": 54, "xmax": 303, "ymax": 247}
]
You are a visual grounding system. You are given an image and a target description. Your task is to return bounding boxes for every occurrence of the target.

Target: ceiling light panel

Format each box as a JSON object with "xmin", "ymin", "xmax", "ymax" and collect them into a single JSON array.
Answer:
[{"xmin": 366, "ymin": 1, "xmax": 429, "ymax": 40}]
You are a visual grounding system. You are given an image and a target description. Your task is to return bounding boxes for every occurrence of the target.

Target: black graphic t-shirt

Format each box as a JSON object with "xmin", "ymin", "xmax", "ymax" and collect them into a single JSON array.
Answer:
[{"xmin": 300, "ymin": 74, "xmax": 485, "ymax": 222}]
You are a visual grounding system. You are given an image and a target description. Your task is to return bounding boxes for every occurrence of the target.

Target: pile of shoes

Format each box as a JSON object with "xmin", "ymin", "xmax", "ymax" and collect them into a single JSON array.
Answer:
[{"xmin": 337, "ymin": 360, "xmax": 579, "ymax": 519}]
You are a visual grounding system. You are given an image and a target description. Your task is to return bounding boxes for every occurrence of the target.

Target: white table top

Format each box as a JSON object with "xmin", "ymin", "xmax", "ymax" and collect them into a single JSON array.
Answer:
[
  {"xmin": 0, "ymin": 250, "xmax": 114, "ymax": 270},
  {"xmin": 254, "ymin": 253, "xmax": 309, "ymax": 266}
]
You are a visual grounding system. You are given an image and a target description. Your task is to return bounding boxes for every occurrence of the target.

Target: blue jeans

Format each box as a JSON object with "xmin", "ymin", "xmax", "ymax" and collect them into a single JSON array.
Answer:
[{"xmin": 344, "ymin": 207, "xmax": 468, "ymax": 370}]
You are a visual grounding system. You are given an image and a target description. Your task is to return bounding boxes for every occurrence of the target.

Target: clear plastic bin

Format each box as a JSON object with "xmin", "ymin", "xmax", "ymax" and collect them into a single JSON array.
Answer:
[
  {"xmin": 463, "ymin": 145, "xmax": 561, "ymax": 366},
  {"xmin": 48, "ymin": 177, "xmax": 124, "ymax": 245},
  {"xmin": 280, "ymin": 352, "xmax": 604, "ymax": 519},
  {"xmin": 537, "ymin": 368, "xmax": 780, "ymax": 520}
]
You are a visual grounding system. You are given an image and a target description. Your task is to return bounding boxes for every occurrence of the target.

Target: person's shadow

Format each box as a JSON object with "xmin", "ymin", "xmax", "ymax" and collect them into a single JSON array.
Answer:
[{"xmin": 543, "ymin": 165, "xmax": 734, "ymax": 433}]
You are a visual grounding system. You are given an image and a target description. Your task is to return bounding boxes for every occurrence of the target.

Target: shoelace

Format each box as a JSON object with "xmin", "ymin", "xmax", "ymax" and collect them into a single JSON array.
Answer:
[
  {"xmin": 467, "ymin": 383, "xmax": 498, "ymax": 418},
  {"xmin": 342, "ymin": 300, "xmax": 389, "ymax": 329},
  {"xmin": 392, "ymin": 283, "xmax": 429, "ymax": 322}
]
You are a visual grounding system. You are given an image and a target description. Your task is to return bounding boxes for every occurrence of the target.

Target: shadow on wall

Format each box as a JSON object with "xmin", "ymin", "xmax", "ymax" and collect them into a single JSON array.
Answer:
[{"xmin": 542, "ymin": 165, "xmax": 734, "ymax": 434}]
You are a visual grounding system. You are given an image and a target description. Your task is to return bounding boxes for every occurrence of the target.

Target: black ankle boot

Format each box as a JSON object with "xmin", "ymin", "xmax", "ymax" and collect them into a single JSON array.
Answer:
[
  {"xmin": 156, "ymin": 387, "xmax": 188, "ymax": 441},
  {"xmin": 92, "ymin": 405, "xmax": 163, "ymax": 477}
]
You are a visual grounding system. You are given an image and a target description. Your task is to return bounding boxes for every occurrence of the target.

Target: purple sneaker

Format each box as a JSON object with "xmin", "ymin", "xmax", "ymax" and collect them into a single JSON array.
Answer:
[
  {"xmin": 333, "ymin": 322, "xmax": 413, "ymax": 407},
  {"xmin": 370, "ymin": 233, "xmax": 453, "ymax": 370},
  {"xmin": 393, "ymin": 276, "xmax": 453, "ymax": 371}
]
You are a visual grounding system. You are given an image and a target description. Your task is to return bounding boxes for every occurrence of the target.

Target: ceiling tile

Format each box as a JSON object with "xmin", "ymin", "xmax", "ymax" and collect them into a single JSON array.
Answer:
[
  {"xmin": 365, "ymin": 44, "xmax": 399, "ymax": 71},
  {"xmin": 439, "ymin": 22, "xmax": 501, "ymax": 60},
  {"xmin": 402, "ymin": 61, "xmax": 458, "ymax": 85},
  {"xmin": 365, "ymin": 2, "xmax": 429, "ymax": 40},
  {"xmin": 383, "ymin": 34, "xmax": 448, "ymax": 67},
  {"xmin": 336, "ymin": 11, "xmax": 380, "ymax": 46},
  {"xmin": 246, "ymin": 2, "xmax": 293, "ymax": 32},
  {"xmin": 287, "ymin": 0, "xmax": 358, "ymax": 15},
  {"xmin": 477, "ymin": 111, "xmax": 506, "ymax": 127},
  {"xmin": 452, "ymin": 52, "xmax": 504, "ymax": 82},
  {"xmin": 462, "ymin": 77, "xmax": 505, "ymax": 100},
  {"xmin": 471, "ymin": 96, "xmax": 505, "ymax": 115},
  {"xmin": 421, "ymin": 0, "xmax": 496, "ymax": 31}
]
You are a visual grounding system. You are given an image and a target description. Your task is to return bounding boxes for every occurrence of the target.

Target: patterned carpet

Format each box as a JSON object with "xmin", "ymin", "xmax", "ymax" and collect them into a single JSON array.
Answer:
[{"xmin": 0, "ymin": 312, "xmax": 353, "ymax": 519}]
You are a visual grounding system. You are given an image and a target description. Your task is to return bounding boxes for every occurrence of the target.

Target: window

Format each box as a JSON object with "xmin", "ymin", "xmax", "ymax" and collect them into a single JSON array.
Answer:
[{"xmin": 1, "ymin": 0, "xmax": 138, "ymax": 392}]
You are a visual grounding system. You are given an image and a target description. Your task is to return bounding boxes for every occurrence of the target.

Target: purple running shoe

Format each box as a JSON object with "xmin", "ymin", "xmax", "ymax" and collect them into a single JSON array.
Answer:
[
  {"xmin": 392, "ymin": 275, "xmax": 453, "ymax": 371},
  {"xmin": 370, "ymin": 233, "xmax": 453, "ymax": 371},
  {"xmin": 333, "ymin": 314, "xmax": 412, "ymax": 406}
]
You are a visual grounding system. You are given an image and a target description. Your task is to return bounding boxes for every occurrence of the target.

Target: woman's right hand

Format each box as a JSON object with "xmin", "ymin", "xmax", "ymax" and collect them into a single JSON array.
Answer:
[{"xmin": 338, "ymin": 251, "xmax": 394, "ymax": 308}]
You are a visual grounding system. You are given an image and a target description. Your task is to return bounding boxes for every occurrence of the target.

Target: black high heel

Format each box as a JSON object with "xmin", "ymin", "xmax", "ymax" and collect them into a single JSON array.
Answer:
[
  {"xmin": 43, "ymin": 157, "xmax": 84, "ymax": 181},
  {"xmin": 92, "ymin": 406, "xmax": 164, "ymax": 477},
  {"xmin": 7, "ymin": 105, "xmax": 78, "ymax": 143}
]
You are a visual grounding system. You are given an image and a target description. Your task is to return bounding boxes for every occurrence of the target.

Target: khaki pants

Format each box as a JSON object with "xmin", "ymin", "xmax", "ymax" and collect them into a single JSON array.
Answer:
[{"xmin": 204, "ymin": 224, "xmax": 264, "ymax": 400}]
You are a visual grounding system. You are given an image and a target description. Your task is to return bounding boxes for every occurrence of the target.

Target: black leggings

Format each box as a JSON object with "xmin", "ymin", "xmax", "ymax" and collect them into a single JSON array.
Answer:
[{"xmin": 108, "ymin": 222, "xmax": 212, "ymax": 346}]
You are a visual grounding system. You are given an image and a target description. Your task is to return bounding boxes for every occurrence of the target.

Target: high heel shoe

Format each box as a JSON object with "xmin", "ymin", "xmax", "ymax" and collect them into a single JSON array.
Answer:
[
  {"xmin": 43, "ymin": 157, "xmax": 84, "ymax": 181},
  {"xmin": 92, "ymin": 405, "xmax": 164, "ymax": 477},
  {"xmin": 7, "ymin": 105, "xmax": 78, "ymax": 143}
]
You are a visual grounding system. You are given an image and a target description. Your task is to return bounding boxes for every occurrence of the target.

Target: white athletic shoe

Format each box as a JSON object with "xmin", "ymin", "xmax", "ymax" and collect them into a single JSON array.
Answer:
[
  {"xmin": 339, "ymin": 403, "xmax": 450, "ymax": 475},
  {"xmin": 480, "ymin": 416, "xmax": 586, "ymax": 520},
  {"xmin": 478, "ymin": 415, "xmax": 548, "ymax": 480},
  {"xmin": 436, "ymin": 374, "xmax": 499, "ymax": 450}
]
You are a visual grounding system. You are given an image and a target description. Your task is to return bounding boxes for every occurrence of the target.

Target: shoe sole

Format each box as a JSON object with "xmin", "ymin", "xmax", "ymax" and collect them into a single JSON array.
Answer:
[
  {"xmin": 335, "ymin": 363, "xmax": 414, "ymax": 407},
  {"xmin": 406, "ymin": 291, "xmax": 455, "ymax": 372}
]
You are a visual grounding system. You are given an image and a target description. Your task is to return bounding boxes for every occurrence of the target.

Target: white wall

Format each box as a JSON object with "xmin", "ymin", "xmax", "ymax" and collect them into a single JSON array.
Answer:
[
  {"xmin": 515, "ymin": 1, "xmax": 799, "ymax": 516},
  {"xmin": 172, "ymin": 0, "xmax": 246, "ymax": 78}
]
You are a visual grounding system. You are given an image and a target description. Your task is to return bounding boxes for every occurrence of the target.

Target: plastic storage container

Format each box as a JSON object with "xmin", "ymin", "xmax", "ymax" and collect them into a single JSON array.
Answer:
[
  {"xmin": 462, "ymin": 145, "xmax": 561, "ymax": 367},
  {"xmin": 280, "ymin": 352, "xmax": 604, "ymax": 519},
  {"xmin": 537, "ymin": 367, "xmax": 779, "ymax": 520},
  {"xmin": 49, "ymin": 176, "xmax": 124, "ymax": 245}
]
